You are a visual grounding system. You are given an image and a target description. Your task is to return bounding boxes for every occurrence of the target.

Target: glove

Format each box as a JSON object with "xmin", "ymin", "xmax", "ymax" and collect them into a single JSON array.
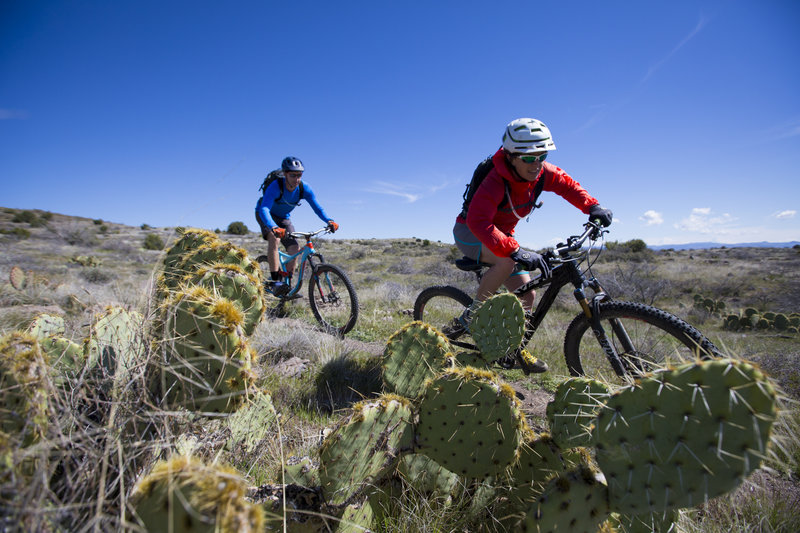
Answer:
[
  {"xmin": 509, "ymin": 248, "xmax": 551, "ymax": 279},
  {"xmin": 272, "ymin": 227, "xmax": 286, "ymax": 239},
  {"xmin": 589, "ymin": 204, "xmax": 613, "ymax": 227},
  {"xmin": 327, "ymin": 220, "xmax": 339, "ymax": 233}
]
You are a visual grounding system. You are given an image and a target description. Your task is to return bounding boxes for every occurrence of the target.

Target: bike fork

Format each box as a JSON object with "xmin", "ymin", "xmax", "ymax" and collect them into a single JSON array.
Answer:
[{"xmin": 576, "ymin": 290, "xmax": 628, "ymax": 377}]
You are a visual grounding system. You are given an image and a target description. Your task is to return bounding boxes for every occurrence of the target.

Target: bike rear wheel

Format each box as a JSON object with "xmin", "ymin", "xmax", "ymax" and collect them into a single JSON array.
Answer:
[
  {"xmin": 563, "ymin": 300, "xmax": 721, "ymax": 381},
  {"xmin": 308, "ymin": 264, "xmax": 358, "ymax": 336},
  {"xmin": 413, "ymin": 286, "xmax": 474, "ymax": 346}
]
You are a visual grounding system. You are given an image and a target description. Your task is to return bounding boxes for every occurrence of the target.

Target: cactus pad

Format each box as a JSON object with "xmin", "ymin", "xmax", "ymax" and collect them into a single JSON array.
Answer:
[
  {"xmin": 131, "ymin": 455, "xmax": 264, "ymax": 532},
  {"xmin": 546, "ymin": 377, "xmax": 610, "ymax": 449},
  {"xmin": 469, "ymin": 293, "xmax": 525, "ymax": 361},
  {"xmin": 0, "ymin": 332, "xmax": 50, "ymax": 446},
  {"xmin": 27, "ymin": 313, "xmax": 65, "ymax": 339},
  {"xmin": 593, "ymin": 358, "xmax": 778, "ymax": 515},
  {"xmin": 187, "ymin": 264, "xmax": 265, "ymax": 336},
  {"xmin": 522, "ymin": 464, "xmax": 610, "ymax": 533},
  {"xmin": 160, "ymin": 288, "xmax": 256, "ymax": 413},
  {"xmin": 416, "ymin": 367, "xmax": 527, "ymax": 479},
  {"xmin": 505, "ymin": 434, "xmax": 580, "ymax": 513},
  {"xmin": 382, "ymin": 321, "xmax": 452, "ymax": 399},
  {"xmin": 319, "ymin": 395, "xmax": 414, "ymax": 506}
]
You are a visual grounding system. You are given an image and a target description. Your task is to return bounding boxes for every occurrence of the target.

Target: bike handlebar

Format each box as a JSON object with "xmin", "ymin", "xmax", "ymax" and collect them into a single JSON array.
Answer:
[
  {"xmin": 288, "ymin": 227, "xmax": 332, "ymax": 240},
  {"xmin": 546, "ymin": 221, "xmax": 605, "ymax": 261}
]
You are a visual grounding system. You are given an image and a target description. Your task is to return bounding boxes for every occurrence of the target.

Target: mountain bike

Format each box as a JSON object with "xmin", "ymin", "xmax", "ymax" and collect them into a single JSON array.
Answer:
[
  {"xmin": 256, "ymin": 228, "xmax": 358, "ymax": 336},
  {"xmin": 413, "ymin": 221, "xmax": 721, "ymax": 380}
]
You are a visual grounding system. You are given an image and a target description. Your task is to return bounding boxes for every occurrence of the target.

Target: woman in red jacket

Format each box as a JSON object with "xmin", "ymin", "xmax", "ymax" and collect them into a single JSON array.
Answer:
[{"xmin": 453, "ymin": 118, "xmax": 613, "ymax": 340}]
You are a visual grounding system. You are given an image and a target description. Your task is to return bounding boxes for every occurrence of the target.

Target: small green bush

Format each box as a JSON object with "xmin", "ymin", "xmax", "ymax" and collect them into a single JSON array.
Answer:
[
  {"xmin": 140, "ymin": 223, "xmax": 152, "ymax": 230},
  {"xmin": 0, "ymin": 228, "xmax": 31, "ymax": 239},
  {"xmin": 226, "ymin": 221, "xmax": 249, "ymax": 235},
  {"xmin": 143, "ymin": 233, "xmax": 165, "ymax": 250},
  {"xmin": 11, "ymin": 210, "xmax": 45, "ymax": 226}
]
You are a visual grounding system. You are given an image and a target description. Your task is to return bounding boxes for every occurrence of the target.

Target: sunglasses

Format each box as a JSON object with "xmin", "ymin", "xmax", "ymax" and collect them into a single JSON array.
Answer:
[
  {"xmin": 285, "ymin": 172, "xmax": 303, "ymax": 178},
  {"xmin": 517, "ymin": 153, "xmax": 547, "ymax": 163}
]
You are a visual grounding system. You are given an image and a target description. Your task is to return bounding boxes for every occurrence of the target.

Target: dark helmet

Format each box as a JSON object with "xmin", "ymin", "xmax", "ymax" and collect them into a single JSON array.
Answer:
[{"xmin": 281, "ymin": 156, "xmax": 304, "ymax": 172}]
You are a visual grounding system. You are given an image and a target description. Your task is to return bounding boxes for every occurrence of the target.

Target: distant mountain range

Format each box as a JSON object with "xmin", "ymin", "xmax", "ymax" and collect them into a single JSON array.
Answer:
[{"xmin": 649, "ymin": 241, "xmax": 800, "ymax": 251}]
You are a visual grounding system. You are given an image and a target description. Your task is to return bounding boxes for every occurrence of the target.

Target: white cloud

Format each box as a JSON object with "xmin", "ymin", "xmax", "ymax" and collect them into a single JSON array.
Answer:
[
  {"xmin": 774, "ymin": 210, "xmax": 797, "ymax": 220},
  {"xmin": 641, "ymin": 17, "xmax": 707, "ymax": 83},
  {"xmin": 364, "ymin": 181, "xmax": 421, "ymax": 203},
  {"xmin": 364, "ymin": 179, "xmax": 450, "ymax": 203},
  {"xmin": 640, "ymin": 210, "xmax": 663, "ymax": 226},
  {"xmin": 674, "ymin": 207, "xmax": 736, "ymax": 234}
]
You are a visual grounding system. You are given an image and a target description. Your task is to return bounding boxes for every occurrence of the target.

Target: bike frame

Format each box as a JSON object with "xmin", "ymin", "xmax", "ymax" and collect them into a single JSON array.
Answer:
[
  {"xmin": 472, "ymin": 222, "xmax": 634, "ymax": 375},
  {"xmin": 276, "ymin": 229, "xmax": 327, "ymax": 297}
]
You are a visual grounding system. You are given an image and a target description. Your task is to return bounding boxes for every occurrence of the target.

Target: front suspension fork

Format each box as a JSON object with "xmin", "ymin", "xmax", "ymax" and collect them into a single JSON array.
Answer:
[{"xmin": 575, "ymin": 286, "xmax": 630, "ymax": 377}]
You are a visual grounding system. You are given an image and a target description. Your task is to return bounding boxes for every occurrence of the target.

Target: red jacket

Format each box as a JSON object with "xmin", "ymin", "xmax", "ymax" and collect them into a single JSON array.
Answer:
[{"xmin": 457, "ymin": 148, "xmax": 599, "ymax": 257}]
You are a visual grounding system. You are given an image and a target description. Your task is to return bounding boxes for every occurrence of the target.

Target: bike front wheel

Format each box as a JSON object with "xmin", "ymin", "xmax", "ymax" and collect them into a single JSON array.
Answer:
[
  {"xmin": 413, "ymin": 286, "xmax": 474, "ymax": 346},
  {"xmin": 563, "ymin": 301, "xmax": 721, "ymax": 381},
  {"xmin": 308, "ymin": 264, "xmax": 358, "ymax": 336}
]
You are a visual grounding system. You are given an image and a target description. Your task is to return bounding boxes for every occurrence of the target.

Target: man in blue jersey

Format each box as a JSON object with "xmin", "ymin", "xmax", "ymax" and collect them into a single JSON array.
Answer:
[{"xmin": 255, "ymin": 156, "xmax": 338, "ymax": 295}]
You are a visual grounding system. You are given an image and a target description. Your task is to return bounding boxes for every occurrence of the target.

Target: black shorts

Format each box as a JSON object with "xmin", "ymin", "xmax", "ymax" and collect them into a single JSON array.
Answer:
[{"xmin": 255, "ymin": 210, "xmax": 298, "ymax": 248}]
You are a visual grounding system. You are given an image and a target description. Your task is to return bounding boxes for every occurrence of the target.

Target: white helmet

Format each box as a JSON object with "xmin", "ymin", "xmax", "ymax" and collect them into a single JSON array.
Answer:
[{"xmin": 502, "ymin": 118, "xmax": 556, "ymax": 153}]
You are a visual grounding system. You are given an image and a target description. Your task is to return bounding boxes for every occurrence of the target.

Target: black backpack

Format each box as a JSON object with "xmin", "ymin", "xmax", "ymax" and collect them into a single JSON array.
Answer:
[
  {"xmin": 259, "ymin": 170, "xmax": 305, "ymax": 202},
  {"xmin": 459, "ymin": 156, "xmax": 545, "ymax": 219}
]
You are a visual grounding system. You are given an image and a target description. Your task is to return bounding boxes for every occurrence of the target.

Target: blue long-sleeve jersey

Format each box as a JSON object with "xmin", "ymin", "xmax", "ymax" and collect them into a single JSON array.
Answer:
[{"xmin": 255, "ymin": 179, "xmax": 331, "ymax": 229}]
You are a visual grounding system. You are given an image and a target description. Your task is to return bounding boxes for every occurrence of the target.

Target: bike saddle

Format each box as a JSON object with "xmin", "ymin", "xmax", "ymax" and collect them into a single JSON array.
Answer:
[{"xmin": 455, "ymin": 257, "xmax": 491, "ymax": 272}]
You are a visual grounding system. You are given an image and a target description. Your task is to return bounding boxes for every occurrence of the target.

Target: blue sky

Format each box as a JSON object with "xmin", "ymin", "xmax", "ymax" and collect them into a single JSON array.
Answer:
[{"xmin": 2, "ymin": 1, "xmax": 799, "ymax": 249}]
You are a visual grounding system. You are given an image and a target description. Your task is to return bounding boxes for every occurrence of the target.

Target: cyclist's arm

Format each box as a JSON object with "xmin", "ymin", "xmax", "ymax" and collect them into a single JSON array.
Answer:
[
  {"xmin": 543, "ymin": 163, "xmax": 600, "ymax": 213},
  {"xmin": 465, "ymin": 174, "xmax": 520, "ymax": 257},
  {"xmin": 257, "ymin": 182, "xmax": 282, "ymax": 229},
  {"xmin": 301, "ymin": 183, "xmax": 333, "ymax": 224}
]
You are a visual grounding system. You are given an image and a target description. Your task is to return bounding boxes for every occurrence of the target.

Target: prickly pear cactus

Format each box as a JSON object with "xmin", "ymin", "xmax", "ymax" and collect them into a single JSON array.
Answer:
[
  {"xmin": 397, "ymin": 453, "xmax": 462, "ymax": 503},
  {"xmin": 546, "ymin": 377, "xmax": 610, "ymax": 449},
  {"xmin": 162, "ymin": 228, "xmax": 221, "ymax": 277},
  {"xmin": 319, "ymin": 395, "xmax": 414, "ymax": 506},
  {"xmin": 130, "ymin": 455, "xmax": 264, "ymax": 532},
  {"xmin": 382, "ymin": 321, "xmax": 452, "ymax": 399},
  {"xmin": 469, "ymin": 293, "xmax": 525, "ymax": 361},
  {"xmin": 167, "ymin": 242, "xmax": 260, "ymax": 291},
  {"xmin": 84, "ymin": 306, "xmax": 144, "ymax": 382},
  {"xmin": 159, "ymin": 287, "xmax": 256, "ymax": 413},
  {"xmin": 226, "ymin": 390, "xmax": 277, "ymax": 454},
  {"xmin": 504, "ymin": 434, "xmax": 581, "ymax": 514},
  {"xmin": 9, "ymin": 266, "xmax": 27, "ymax": 290},
  {"xmin": 38, "ymin": 336, "xmax": 85, "ymax": 385},
  {"xmin": 27, "ymin": 313, "xmax": 65, "ymax": 339},
  {"xmin": 522, "ymin": 464, "xmax": 610, "ymax": 533},
  {"xmin": 593, "ymin": 358, "xmax": 778, "ymax": 515},
  {"xmin": 0, "ymin": 332, "xmax": 50, "ymax": 447},
  {"xmin": 187, "ymin": 264, "xmax": 265, "ymax": 336},
  {"xmin": 416, "ymin": 367, "xmax": 527, "ymax": 479}
]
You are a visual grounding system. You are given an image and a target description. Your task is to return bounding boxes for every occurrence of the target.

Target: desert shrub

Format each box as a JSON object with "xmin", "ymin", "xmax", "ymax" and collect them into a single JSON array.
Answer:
[
  {"xmin": 143, "ymin": 233, "xmax": 165, "ymax": 250},
  {"xmin": 11, "ymin": 210, "xmax": 38, "ymax": 224},
  {"xmin": 40, "ymin": 211, "xmax": 53, "ymax": 221},
  {"xmin": 93, "ymin": 218, "xmax": 103, "ymax": 225},
  {"xmin": 79, "ymin": 267, "xmax": 114, "ymax": 284},
  {"xmin": 140, "ymin": 223, "xmax": 152, "ymax": 230},
  {"xmin": 226, "ymin": 221, "xmax": 249, "ymax": 235},
  {"xmin": 601, "ymin": 262, "xmax": 671, "ymax": 306},
  {"xmin": 58, "ymin": 224, "xmax": 99, "ymax": 246},
  {"xmin": 0, "ymin": 228, "xmax": 31, "ymax": 239}
]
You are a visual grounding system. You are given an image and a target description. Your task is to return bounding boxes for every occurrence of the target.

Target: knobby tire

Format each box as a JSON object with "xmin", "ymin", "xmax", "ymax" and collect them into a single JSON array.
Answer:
[
  {"xmin": 413, "ymin": 286, "xmax": 474, "ymax": 346},
  {"xmin": 308, "ymin": 263, "xmax": 358, "ymax": 336},
  {"xmin": 563, "ymin": 300, "xmax": 721, "ymax": 380}
]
